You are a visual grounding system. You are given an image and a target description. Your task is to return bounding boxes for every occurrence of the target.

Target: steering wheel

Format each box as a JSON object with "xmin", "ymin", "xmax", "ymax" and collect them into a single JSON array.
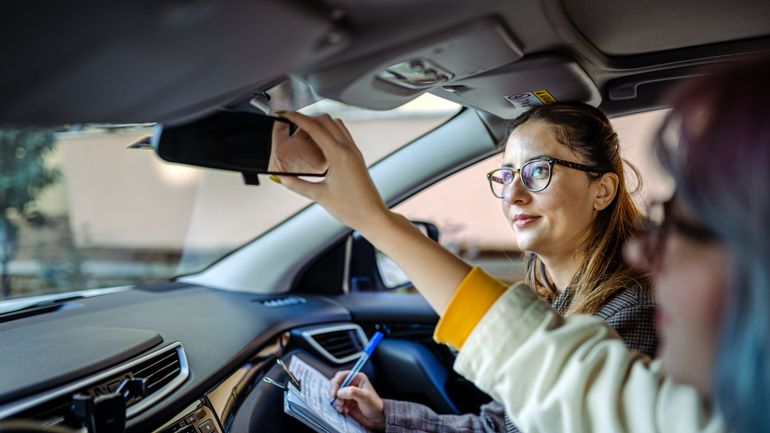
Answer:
[{"xmin": 0, "ymin": 420, "xmax": 76, "ymax": 433}]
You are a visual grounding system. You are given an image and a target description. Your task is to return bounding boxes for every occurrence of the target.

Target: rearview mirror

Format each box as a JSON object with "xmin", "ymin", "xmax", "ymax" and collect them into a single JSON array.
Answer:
[{"xmin": 151, "ymin": 111, "xmax": 327, "ymax": 185}]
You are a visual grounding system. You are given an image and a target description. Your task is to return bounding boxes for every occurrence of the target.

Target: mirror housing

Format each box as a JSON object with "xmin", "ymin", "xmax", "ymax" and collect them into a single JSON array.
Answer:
[{"xmin": 151, "ymin": 110, "xmax": 327, "ymax": 185}]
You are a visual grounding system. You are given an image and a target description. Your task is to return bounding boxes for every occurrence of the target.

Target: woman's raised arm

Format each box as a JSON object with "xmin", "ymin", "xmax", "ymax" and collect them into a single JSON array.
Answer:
[{"xmin": 278, "ymin": 112, "xmax": 471, "ymax": 313}]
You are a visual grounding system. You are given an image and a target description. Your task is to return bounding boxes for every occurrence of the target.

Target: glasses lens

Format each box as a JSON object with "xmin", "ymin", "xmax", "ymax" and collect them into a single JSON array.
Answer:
[
  {"xmin": 521, "ymin": 160, "xmax": 551, "ymax": 191},
  {"xmin": 488, "ymin": 169, "xmax": 513, "ymax": 198}
]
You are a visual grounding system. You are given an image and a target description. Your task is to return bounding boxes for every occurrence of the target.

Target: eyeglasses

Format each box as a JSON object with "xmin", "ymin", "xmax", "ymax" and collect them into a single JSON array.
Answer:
[
  {"xmin": 637, "ymin": 198, "xmax": 719, "ymax": 267},
  {"xmin": 486, "ymin": 157, "xmax": 603, "ymax": 198}
]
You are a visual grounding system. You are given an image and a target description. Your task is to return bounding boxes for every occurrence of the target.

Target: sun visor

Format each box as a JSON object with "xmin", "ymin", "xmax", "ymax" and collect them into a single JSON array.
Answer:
[
  {"xmin": 0, "ymin": 0, "xmax": 349, "ymax": 125},
  {"xmin": 433, "ymin": 54, "xmax": 601, "ymax": 119},
  {"xmin": 306, "ymin": 17, "xmax": 523, "ymax": 110}
]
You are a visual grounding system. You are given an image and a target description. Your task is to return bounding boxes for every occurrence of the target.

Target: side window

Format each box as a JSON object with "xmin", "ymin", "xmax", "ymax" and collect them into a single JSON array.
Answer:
[
  {"xmin": 392, "ymin": 156, "xmax": 524, "ymax": 285},
  {"xmin": 389, "ymin": 108, "xmax": 673, "ymax": 287},
  {"xmin": 374, "ymin": 223, "xmax": 433, "ymax": 289}
]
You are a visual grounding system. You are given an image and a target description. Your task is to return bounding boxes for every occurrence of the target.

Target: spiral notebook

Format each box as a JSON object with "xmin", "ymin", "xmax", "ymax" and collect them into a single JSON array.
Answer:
[{"xmin": 283, "ymin": 356, "xmax": 369, "ymax": 433}]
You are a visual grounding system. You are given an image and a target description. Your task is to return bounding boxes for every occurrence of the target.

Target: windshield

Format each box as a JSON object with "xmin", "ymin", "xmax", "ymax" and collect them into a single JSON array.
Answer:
[{"xmin": 0, "ymin": 94, "xmax": 460, "ymax": 301}]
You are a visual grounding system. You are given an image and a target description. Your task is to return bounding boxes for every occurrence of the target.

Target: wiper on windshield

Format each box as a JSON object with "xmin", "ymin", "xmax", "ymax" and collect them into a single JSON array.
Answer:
[{"xmin": 0, "ymin": 294, "xmax": 85, "ymax": 324}]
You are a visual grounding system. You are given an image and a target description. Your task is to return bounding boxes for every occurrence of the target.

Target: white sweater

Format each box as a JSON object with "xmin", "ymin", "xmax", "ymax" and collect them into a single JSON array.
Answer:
[{"xmin": 453, "ymin": 282, "xmax": 725, "ymax": 433}]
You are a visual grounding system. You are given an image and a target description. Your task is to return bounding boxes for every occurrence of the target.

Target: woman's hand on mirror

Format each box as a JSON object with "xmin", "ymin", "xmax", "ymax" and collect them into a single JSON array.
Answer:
[
  {"xmin": 329, "ymin": 371, "xmax": 386, "ymax": 432},
  {"xmin": 277, "ymin": 112, "xmax": 390, "ymax": 232},
  {"xmin": 268, "ymin": 118, "xmax": 328, "ymax": 175}
]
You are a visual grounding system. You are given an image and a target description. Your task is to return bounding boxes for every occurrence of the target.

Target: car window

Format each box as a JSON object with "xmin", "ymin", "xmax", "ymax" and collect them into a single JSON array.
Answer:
[
  {"xmin": 392, "ymin": 108, "xmax": 674, "ymax": 285},
  {"xmin": 0, "ymin": 94, "xmax": 460, "ymax": 301}
]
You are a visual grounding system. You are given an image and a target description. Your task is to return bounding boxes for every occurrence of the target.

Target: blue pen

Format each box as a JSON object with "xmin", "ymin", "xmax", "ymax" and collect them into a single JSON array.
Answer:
[{"xmin": 330, "ymin": 331, "xmax": 384, "ymax": 406}]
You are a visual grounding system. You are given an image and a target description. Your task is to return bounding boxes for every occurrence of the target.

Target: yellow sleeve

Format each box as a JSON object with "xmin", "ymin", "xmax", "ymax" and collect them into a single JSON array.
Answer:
[{"xmin": 433, "ymin": 267, "xmax": 508, "ymax": 349}]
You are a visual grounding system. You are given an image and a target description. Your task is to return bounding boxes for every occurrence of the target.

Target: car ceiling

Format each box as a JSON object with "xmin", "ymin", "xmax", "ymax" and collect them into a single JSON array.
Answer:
[{"xmin": 1, "ymin": 0, "xmax": 769, "ymax": 126}]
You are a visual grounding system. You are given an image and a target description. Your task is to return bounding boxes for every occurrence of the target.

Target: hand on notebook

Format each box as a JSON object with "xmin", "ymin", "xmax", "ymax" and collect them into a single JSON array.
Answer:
[{"xmin": 329, "ymin": 371, "xmax": 386, "ymax": 432}]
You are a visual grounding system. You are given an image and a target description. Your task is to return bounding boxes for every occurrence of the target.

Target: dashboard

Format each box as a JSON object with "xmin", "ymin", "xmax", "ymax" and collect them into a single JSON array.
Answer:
[{"xmin": 0, "ymin": 282, "xmax": 456, "ymax": 433}]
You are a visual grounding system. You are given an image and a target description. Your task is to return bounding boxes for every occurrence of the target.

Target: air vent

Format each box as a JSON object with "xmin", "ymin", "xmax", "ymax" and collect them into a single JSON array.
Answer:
[
  {"xmin": 3, "ymin": 343, "xmax": 189, "ymax": 426},
  {"xmin": 312, "ymin": 331, "xmax": 363, "ymax": 359},
  {"xmin": 16, "ymin": 394, "xmax": 72, "ymax": 426},
  {"xmin": 302, "ymin": 324, "xmax": 368, "ymax": 364},
  {"xmin": 125, "ymin": 344, "xmax": 186, "ymax": 415},
  {"xmin": 255, "ymin": 296, "xmax": 306, "ymax": 308}
]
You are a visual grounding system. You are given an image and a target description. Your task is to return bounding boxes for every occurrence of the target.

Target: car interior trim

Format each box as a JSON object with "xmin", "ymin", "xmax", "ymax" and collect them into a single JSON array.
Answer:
[
  {"xmin": 301, "ymin": 323, "xmax": 369, "ymax": 364},
  {"xmin": 0, "ymin": 342, "xmax": 189, "ymax": 421},
  {"xmin": 341, "ymin": 235, "xmax": 354, "ymax": 294},
  {"xmin": 206, "ymin": 334, "xmax": 288, "ymax": 427}
]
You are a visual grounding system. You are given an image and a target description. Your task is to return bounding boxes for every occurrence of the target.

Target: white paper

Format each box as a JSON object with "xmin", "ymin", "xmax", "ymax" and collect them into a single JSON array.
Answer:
[{"xmin": 288, "ymin": 356, "xmax": 369, "ymax": 433}]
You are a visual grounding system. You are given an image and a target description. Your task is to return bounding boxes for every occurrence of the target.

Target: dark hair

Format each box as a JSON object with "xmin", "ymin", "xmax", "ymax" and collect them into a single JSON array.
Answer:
[
  {"xmin": 654, "ymin": 55, "xmax": 770, "ymax": 433},
  {"xmin": 509, "ymin": 102, "xmax": 649, "ymax": 315}
]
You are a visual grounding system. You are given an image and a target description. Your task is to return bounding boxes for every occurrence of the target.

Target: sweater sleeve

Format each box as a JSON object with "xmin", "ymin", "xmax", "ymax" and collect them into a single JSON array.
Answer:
[
  {"xmin": 433, "ymin": 267, "xmax": 508, "ymax": 349},
  {"xmin": 452, "ymin": 282, "xmax": 725, "ymax": 433},
  {"xmin": 383, "ymin": 399, "xmax": 506, "ymax": 433}
]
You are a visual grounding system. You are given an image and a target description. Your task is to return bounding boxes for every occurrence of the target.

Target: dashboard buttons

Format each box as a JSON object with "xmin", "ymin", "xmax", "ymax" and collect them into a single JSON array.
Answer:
[{"xmin": 198, "ymin": 419, "xmax": 216, "ymax": 433}]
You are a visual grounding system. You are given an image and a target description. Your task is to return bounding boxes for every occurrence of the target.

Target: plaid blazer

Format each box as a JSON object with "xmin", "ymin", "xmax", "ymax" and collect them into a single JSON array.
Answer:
[{"xmin": 383, "ymin": 282, "xmax": 658, "ymax": 433}]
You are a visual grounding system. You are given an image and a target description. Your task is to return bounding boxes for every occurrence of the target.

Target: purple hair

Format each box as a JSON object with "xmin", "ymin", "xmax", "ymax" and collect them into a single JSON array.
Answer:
[{"xmin": 655, "ymin": 55, "xmax": 770, "ymax": 433}]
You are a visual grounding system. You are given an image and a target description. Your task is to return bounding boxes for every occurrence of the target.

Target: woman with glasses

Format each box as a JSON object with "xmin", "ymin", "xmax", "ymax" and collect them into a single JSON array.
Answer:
[
  {"xmin": 435, "ymin": 57, "xmax": 770, "ymax": 432},
  {"xmin": 281, "ymin": 55, "xmax": 770, "ymax": 432},
  {"xmin": 277, "ymin": 102, "xmax": 657, "ymax": 432}
]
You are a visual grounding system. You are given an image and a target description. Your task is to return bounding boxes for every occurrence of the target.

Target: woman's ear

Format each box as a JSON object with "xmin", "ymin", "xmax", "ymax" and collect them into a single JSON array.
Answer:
[{"xmin": 593, "ymin": 172, "xmax": 619, "ymax": 211}]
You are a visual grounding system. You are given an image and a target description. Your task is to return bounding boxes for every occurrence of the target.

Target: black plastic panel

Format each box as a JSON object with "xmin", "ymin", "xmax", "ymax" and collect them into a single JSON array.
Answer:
[
  {"xmin": 0, "ymin": 326, "xmax": 162, "ymax": 403},
  {"xmin": 0, "ymin": 287, "xmax": 351, "ymax": 432},
  {"xmin": 328, "ymin": 292, "xmax": 439, "ymax": 324},
  {"xmin": 0, "ymin": 0, "xmax": 348, "ymax": 125},
  {"xmin": 564, "ymin": 0, "xmax": 770, "ymax": 56},
  {"xmin": 374, "ymin": 339, "xmax": 458, "ymax": 414}
]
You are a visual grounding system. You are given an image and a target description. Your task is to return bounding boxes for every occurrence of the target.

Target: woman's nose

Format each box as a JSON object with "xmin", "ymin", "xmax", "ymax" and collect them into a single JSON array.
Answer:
[{"xmin": 503, "ymin": 177, "xmax": 530, "ymax": 204}]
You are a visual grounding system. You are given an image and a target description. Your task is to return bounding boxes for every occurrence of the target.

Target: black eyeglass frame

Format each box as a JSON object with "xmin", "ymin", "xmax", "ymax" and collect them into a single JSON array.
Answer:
[
  {"xmin": 486, "ymin": 157, "xmax": 605, "ymax": 198},
  {"xmin": 639, "ymin": 198, "xmax": 719, "ymax": 267}
]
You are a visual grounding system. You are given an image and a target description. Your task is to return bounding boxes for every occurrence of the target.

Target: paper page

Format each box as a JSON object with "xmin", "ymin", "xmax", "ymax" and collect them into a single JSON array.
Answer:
[{"xmin": 288, "ymin": 356, "xmax": 369, "ymax": 433}]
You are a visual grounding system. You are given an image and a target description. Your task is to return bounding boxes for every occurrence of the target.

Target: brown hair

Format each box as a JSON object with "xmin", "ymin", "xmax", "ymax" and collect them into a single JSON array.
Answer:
[{"xmin": 508, "ymin": 102, "xmax": 649, "ymax": 315}]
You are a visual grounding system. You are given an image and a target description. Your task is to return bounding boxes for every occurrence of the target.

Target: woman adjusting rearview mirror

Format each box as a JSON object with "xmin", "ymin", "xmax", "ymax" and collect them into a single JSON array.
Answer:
[{"xmin": 152, "ymin": 111, "xmax": 328, "ymax": 183}]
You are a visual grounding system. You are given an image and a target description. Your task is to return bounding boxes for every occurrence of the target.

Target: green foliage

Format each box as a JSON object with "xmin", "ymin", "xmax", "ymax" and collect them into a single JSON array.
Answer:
[
  {"xmin": 0, "ymin": 129, "xmax": 60, "ymax": 214},
  {"xmin": 0, "ymin": 128, "xmax": 60, "ymax": 298}
]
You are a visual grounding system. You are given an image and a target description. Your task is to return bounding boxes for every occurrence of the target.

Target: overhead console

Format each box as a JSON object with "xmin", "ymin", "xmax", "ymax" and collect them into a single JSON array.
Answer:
[
  {"xmin": 306, "ymin": 16, "xmax": 524, "ymax": 110},
  {"xmin": 305, "ymin": 15, "xmax": 600, "ymax": 119},
  {"xmin": 435, "ymin": 53, "xmax": 601, "ymax": 119}
]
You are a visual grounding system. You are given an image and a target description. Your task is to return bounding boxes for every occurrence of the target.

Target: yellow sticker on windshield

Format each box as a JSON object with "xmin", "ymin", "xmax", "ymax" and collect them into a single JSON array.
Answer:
[
  {"xmin": 533, "ymin": 89, "xmax": 556, "ymax": 104},
  {"xmin": 504, "ymin": 90, "xmax": 557, "ymax": 109}
]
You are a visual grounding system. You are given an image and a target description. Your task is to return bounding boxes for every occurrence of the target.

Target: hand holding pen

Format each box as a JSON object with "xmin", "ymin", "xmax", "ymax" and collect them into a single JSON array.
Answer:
[
  {"xmin": 329, "ymin": 332, "xmax": 386, "ymax": 431},
  {"xmin": 330, "ymin": 331, "xmax": 383, "ymax": 405}
]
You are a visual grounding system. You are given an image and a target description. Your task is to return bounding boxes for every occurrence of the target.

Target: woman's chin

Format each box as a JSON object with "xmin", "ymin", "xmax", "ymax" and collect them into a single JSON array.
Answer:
[{"xmin": 514, "ymin": 236, "xmax": 541, "ymax": 253}]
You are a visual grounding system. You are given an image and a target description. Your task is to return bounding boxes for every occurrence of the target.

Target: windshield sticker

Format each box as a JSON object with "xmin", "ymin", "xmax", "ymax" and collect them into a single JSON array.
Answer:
[
  {"xmin": 504, "ymin": 89, "xmax": 557, "ymax": 109},
  {"xmin": 533, "ymin": 89, "xmax": 556, "ymax": 104}
]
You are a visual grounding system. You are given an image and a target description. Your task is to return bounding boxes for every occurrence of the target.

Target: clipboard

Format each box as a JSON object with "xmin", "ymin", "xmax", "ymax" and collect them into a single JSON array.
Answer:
[{"xmin": 263, "ymin": 356, "xmax": 370, "ymax": 433}]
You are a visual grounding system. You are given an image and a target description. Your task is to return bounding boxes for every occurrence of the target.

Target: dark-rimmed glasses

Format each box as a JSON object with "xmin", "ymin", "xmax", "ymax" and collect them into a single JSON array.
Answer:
[
  {"xmin": 637, "ymin": 198, "xmax": 719, "ymax": 267},
  {"xmin": 486, "ymin": 157, "xmax": 604, "ymax": 198}
]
